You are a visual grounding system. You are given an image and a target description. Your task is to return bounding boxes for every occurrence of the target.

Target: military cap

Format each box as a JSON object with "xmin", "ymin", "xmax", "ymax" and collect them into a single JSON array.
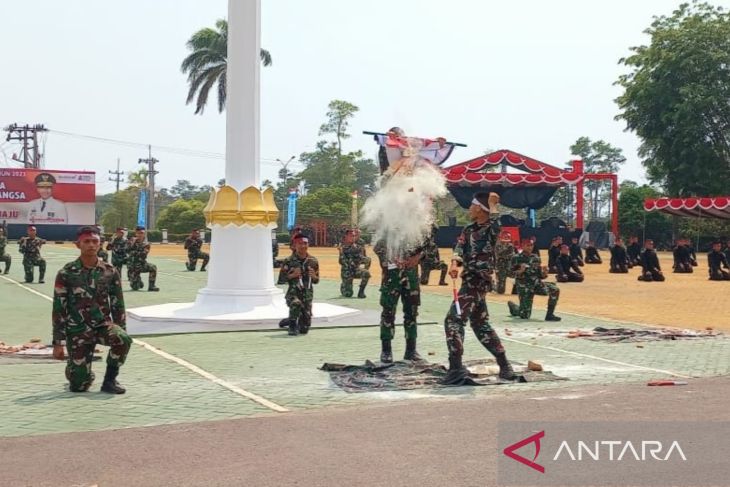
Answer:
[
  {"xmin": 135, "ymin": 226, "xmax": 146, "ymax": 231},
  {"xmin": 34, "ymin": 172, "xmax": 56, "ymax": 187},
  {"xmin": 76, "ymin": 226, "xmax": 100, "ymax": 238}
]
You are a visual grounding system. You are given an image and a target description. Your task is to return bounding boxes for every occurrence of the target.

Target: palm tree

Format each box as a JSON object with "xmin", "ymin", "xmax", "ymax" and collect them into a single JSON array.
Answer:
[{"xmin": 181, "ymin": 19, "xmax": 272, "ymax": 115}]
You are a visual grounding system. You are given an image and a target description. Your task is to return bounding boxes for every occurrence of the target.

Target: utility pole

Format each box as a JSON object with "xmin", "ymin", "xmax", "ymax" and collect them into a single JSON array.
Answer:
[
  {"xmin": 138, "ymin": 145, "xmax": 159, "ymax": 230},
  {"xmin": 108, "ymin": 158, "xmax": 123, "ymax": 192},
  {"xmin": 276, "ymin": 156, "xmax": 296, "ymax": 230},
  {"xmin": 3, "ymin": 123, "xmax": 48, "ymax": 168}
]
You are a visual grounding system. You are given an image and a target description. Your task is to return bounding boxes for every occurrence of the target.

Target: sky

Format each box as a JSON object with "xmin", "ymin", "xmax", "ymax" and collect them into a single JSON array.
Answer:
[{"xmin": 2, "ymin": 0, "xmax": 726, "ymax": 195}]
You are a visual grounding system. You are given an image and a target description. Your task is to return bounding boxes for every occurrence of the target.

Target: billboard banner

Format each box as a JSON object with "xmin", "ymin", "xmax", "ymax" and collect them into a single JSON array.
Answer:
[{"xmin": 0, "ymin": 168, "xmax": 95, "ymax": 225}]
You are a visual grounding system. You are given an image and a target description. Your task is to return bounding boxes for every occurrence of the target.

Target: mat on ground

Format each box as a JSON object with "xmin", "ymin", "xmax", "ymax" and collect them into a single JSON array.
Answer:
[{"xmin": 320, "ymin": 358, "xmax": 566, "ymax": 392}]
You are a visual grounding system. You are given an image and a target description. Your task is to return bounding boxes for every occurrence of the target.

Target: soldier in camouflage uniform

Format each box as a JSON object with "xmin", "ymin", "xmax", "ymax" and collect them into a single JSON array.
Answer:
[
  {"xmin": 339, "ymin": 229, "xmax": 371, "ymax": 298},
  {"xmin": 508, "ymin": 238, "xmax": 561, "ymax": 321},
  {"xmin": 0, "ymin": 227, "xmax": 11, "ymax": 274},
  {"xmin": 442, "ymin": 192, "xmax": 515, "ymax": 384},
  {"xmin": 494, "ymin": 230, "xmax": 515, "ymax": 294},
  {"xmin": 107, "ymin": 227, "xmax": 128, "ymax": 276},
  {"xmin": 374, "ymin": 239, "xmax": 423, "ymax": 362},
  {"xmin": 277, "ymin": 234, "xmax": 319, "ymax": 336},
  {"xmin": 126, "ymin": 226, "xmax": 159, "ymax": 291},
  {"xmin": 18, "ymin": 225, "xmax": 46, "ymax": 283},
  {"xmin": 51, "ymin": 226, "xmax": 131, "ymax": 394},
  {"xmin": 97, "ymin": 235, "xmax": 109, "ymax": 263},
  {"xmin": 353, "ymin": 228, "xmax": 372, "ymax": 271},
  {"xmin": 183, "ymin": 229, "xmax": 209, "ymax": 271},
  {"xmin": 419, "ymin": 224, "xmax": 448, "ymax": 286}
]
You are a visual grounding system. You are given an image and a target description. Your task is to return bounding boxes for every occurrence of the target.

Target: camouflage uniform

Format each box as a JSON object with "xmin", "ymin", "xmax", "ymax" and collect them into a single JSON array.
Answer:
[
  {"xmin": 443, "ymin": 217, "xmax": 508, "ymax": 371},
  {"xmin": 184, "ymin": 235, "xmax": 209, "ymax": 271},
  {"xmin": 18, "ymin": 236, "xmax": 46, "ymax": 283},
  {"xmin": 494, "ymin": 240, "xmax": 515, "ymax": 294},
  {"xmin": 0, "ymin": 233, "xmax": 11, "ymax": 274},
  {"xmin": 509, "ymin": 252, "xmax": 560, "ymax": 319},
  {"xmin": 277, "ymin": 253, "xmax": 319, "ymax": 335},
  {"xmin": 374, "ymin": 241, "xmax": 420, "ymax": 334},
  {"xmin": 339, "ymin": 242, "xmax": 371, "ymax": 298},
  {"xmin": 272, "ymin": 238, "xmax": 281, "ymax": 268},
  {"xmin": 52, "ymin": 258, "xmax": 132, "ymax": 392},
  {"xmin": 97, "ymin": 237, "xmax": 109, "ymax": 263},
  {"xmin": 356, "ymin": 238, "xmax": 372, "ymax": 270},
  {"xmin": 107, "ymin": 235, "xmax": 128, "ymax": 276},
  {"xmin": 419, "ymin": 229, "xmax": 448, "ymax": 286},
  {"xmin": 126, "ymin": 239, "xmax": 158, "ymax": 290}
]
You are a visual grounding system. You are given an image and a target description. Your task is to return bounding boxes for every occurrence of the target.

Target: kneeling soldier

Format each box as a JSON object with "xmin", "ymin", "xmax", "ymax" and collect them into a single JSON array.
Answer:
[{"xmin": 52, "ymin": 227, "xmax": 132, "ymax": 394}]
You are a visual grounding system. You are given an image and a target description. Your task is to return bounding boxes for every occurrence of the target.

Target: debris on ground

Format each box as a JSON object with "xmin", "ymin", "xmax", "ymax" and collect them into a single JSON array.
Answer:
[
  {"xmin": 647, "ymin": 380, "xmax": 688, "ymax": 386},
  {"xmin": 0, "ymin": 340, "xmax": 49, "ymax": 354},
  {"xmin": 560, "ymin": 327, "xmax": 722, "ymax": 343},
  {"xmin": 527, "ymin": 360, "xmax": 543, "ymax": 371}
]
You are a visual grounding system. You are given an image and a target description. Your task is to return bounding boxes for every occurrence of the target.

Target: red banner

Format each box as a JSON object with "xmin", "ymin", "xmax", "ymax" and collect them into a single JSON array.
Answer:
[{"xmin": 0, "ymin": 168, "xmax": 95, "ymax": 225}]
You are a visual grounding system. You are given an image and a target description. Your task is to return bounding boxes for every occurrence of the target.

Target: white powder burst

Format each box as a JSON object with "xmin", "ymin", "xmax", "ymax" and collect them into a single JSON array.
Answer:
[{"xmin": 361, "ymin": 158, "xmax": 447, "ymax": 261}]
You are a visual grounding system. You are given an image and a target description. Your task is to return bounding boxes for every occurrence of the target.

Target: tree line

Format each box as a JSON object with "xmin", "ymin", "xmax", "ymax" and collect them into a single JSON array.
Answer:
[{"xmin": 97, "ymin": 3, "xmax": 730, "ymax": 243}]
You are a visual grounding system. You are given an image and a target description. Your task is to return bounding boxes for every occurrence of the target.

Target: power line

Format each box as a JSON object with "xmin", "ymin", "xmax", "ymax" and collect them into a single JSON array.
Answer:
[{"xmin": 49, "ymin": 129, "xmax": 304, "ymax": 167}]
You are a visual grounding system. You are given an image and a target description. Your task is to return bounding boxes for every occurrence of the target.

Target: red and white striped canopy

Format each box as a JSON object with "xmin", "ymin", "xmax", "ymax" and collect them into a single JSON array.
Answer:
[
  {"xmin": 644, "ymin": 197, "xmax": 730, "ymax": 220},
  {"xmin": 444, "ymin": 149, "xmax": 583, "ymax": 186}
]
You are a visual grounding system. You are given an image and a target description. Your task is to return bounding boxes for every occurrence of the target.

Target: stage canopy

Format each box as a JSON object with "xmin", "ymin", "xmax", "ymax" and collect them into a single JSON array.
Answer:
[
  {"xmin": 644, "ymin": 197, "xmax": 730, "ymax": 220},
  {"xmin": 444, "ymin": 150, "xmax": 582, "ymax": 209}
]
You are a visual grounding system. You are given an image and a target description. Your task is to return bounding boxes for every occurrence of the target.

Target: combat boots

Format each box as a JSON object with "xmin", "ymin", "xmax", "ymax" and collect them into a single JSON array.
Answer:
[
  {"xmin": 288, "ymin": 319, "xmax": 299, "ymax": 336},
  {"xmin": 508, "ymin": 301, "xmax": 520, "ymax": 317},
  {"xmin": 100, "ymin": 366, "xmax": 126, "ymax": 394},
  {"xmin": 148, "ymin": 280, "xmax": 160, "ymax": 292},
  {"xmin": 380, "ymin": 339, "xmax": 393, "ymax": 363},
  {"xmin": 357, "ymin": 282, "xmax": 367, "ymax": 299},
  {"xmin": 403, "ymin": 338, "xmax": 423, "ymax": 361},
  {"xmin": 438, "ymin": 268, "xmax": 448, "ymax": 286},
  {"xmin": 496, "ymin": 352, "xmax": 515, "ymax": 380},
  {"xmin": 298, "ymin": 316, "xmax": 310, "ymax": 335},
  {"xmin": 440, "ymin": 354, "xmax": 468, "ymax": 385},
  {"xmin": 545, "ymin": 303, "xmax": 561, "ymax": 321}
]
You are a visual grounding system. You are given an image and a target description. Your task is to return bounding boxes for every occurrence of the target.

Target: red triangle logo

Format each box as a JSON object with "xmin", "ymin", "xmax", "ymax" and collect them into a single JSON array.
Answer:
[{"xmin": 503, "ymin": 430, "xmax": 545, "ymax": 473}]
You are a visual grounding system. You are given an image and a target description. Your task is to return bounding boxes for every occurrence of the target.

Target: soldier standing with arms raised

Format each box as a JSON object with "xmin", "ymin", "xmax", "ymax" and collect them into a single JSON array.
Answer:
[
  {"xmin": 374, "ymin": 239, "xmax": 423, "ymax": 363},
  {"xmin": 18, "ymin": 225, "xmax": 46, "ymax": 283},
  {"xmin": 442, "ymin": 192, "xmax": 515, "ymax": 384},
  {"xmin": 52, "ymin": 227, "xmax": 131, "ymax": 394}
]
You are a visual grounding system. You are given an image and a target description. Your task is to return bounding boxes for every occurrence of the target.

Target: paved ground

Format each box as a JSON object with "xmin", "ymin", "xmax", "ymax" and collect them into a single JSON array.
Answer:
[
  {"xmin": 2, "ymin": 377, "xmax": 729, "ymax": 487},
  {"xmin": 1, "ymin": 244, "xmax": 728, "ymax": 486}
]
